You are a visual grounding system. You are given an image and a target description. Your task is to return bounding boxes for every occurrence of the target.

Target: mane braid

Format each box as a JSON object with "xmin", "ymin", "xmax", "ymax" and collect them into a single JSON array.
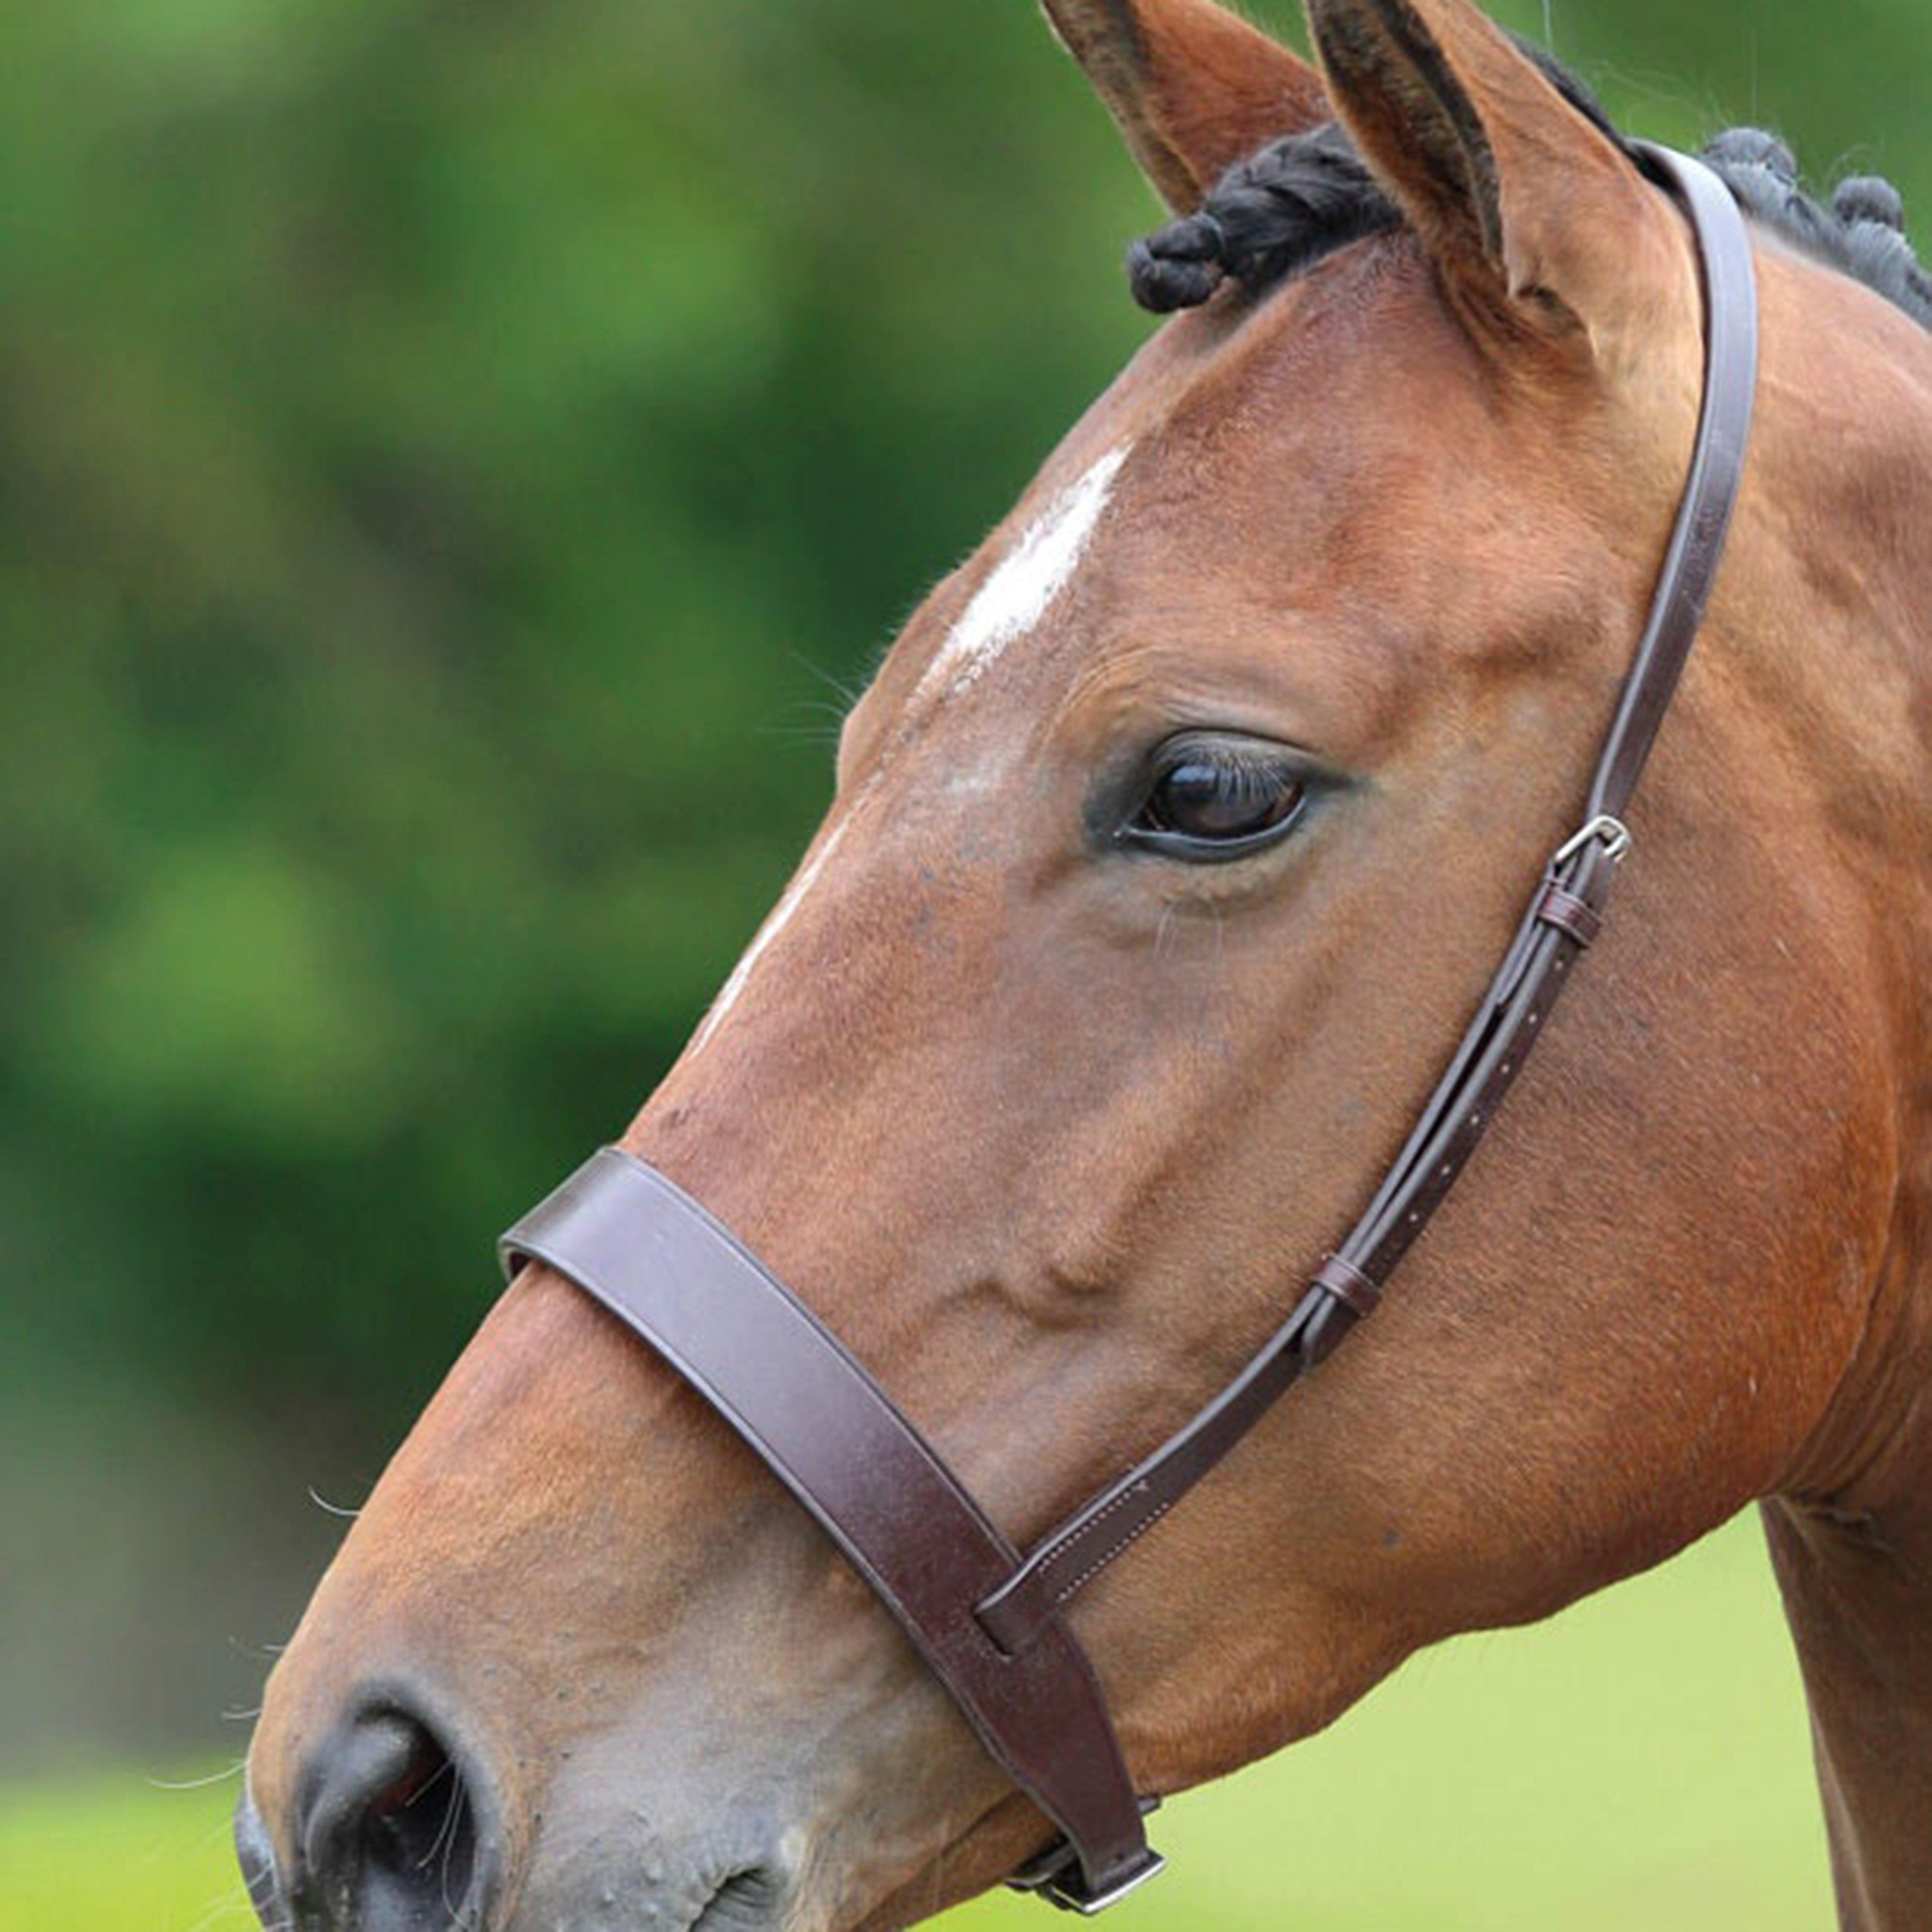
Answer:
[{"xmin": 1126, "ymin": 45, "xmax": 1932, "ymax": 330}]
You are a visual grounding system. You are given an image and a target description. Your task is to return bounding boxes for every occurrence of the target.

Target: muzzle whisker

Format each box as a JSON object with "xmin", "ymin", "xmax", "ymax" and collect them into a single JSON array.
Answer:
[
  {"xmin": 438, "ymin": 1786, "xmax": 480, "ymax": 1932},
  {"xmin": 397, "ymin": 1755, "xmax": 457, "ymax": 1875},
  {"xmin": 148, "ymin": 1761, "xmax": 247, "ymax": 1793}
]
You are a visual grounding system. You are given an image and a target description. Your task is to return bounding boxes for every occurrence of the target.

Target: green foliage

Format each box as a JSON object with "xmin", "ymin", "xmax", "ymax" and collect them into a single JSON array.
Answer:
[
  {"xmin": 0, "ymin": 0, "xmax": 1157, "ymax": 1418},
  {"xmin": 1, "ymin": 0, "xmax": 1928, "ymax": 1434}
]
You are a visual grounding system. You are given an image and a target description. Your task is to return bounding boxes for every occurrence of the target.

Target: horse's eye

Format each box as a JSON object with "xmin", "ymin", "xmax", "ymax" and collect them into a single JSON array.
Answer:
[{"xmin": 1121, "ymin": 734, "xmax": 1308, "ymax": 862}]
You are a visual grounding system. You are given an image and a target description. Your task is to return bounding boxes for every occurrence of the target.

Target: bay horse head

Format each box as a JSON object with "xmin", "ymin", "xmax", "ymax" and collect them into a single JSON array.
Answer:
[{"xmin": 240, "ymin": 1, "xmax": 1932, "ymax": 1927}]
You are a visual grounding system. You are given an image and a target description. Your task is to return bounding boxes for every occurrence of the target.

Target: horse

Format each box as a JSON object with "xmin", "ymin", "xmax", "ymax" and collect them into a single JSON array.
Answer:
[{"xmin": 237, "ymin": 1, "xmax": 1932, "ymax": 1928}]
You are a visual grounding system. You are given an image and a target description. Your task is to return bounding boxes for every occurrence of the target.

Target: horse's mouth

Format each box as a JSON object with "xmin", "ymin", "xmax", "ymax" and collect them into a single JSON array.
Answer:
[{"xmin": 691, "ymin": 1866, "xmax": 792, "ymax": 1932}]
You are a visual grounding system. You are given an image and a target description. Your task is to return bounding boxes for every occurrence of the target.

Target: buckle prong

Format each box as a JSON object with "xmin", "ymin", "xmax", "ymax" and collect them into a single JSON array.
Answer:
[{"xmin": 1553, "ymin": 814, "xmax": 1633, "ymax": 869}]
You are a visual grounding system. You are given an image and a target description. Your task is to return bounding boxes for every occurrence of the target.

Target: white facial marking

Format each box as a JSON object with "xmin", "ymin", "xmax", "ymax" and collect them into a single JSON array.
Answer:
[
  {"xmin": 925, "ymin": 445, "xmax": 1129, "ymax": 701},
  {"xmin": 685, "ymin": 446, "xmax": 1127, "ymax": 1065},
  {"xmin": 686, "ymin": 814, "xmax": 852, "ymax": 1059}
]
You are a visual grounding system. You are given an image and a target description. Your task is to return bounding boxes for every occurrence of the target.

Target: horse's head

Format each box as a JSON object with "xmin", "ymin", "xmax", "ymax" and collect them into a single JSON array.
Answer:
[{"xmin": 242, "ymin": 1, "xmax": 1930, "ymax": 1927}]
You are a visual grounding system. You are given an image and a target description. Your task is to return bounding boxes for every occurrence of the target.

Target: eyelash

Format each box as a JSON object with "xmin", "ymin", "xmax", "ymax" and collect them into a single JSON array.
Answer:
[{"xmin": 1116, "ymin": 734, "xmax": 1311, "ymax": 863}]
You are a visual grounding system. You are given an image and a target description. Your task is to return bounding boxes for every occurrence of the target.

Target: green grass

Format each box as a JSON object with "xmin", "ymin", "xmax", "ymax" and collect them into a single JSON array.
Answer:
[
  {"xmin": 0, "ymin": 1763, "xmax": 251, "ymax": 1932},
  {"xmin": 0, "ymin": 1515, "xmax": 1832, "ymax": 1932}
]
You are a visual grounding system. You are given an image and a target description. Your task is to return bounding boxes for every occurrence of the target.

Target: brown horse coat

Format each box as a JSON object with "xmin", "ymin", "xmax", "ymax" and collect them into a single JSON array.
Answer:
[{"xmin": 241, "ymin": 3, "xmax": 1932, "ymax": 1928}]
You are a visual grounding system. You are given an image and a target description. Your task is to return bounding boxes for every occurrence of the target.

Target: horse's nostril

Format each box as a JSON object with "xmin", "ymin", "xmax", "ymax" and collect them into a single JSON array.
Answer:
[{"xmin": 298, "ymin": 1706, "xmax": 496, "ymax": 1931}]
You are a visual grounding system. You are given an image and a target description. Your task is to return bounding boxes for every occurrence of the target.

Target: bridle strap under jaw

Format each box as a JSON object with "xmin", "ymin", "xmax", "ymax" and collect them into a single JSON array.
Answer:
[{"xmin": 498, "ymin": 146, "xmax": 1757, "ymax": 1914}]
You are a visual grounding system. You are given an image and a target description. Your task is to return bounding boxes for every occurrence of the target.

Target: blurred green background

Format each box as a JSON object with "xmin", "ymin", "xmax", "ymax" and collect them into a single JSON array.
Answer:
[{"xmin": 4, "ymin": 0, "xmax": 1925, "ymax": 1924}]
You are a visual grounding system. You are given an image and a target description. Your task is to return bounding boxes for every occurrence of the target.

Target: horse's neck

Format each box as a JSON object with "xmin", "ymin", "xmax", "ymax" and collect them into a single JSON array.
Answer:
[
  {"xmin": 1766, "ymin": 1031, "xmax": 1932, "ymax": 1929},
  {"xmin": 1760, "ymin": 983, "xmax": 1932, "ymax": 1931},
  {"xmin": 1742, "ymin": 282, "xmax": 1932, "ymax": 1928}
]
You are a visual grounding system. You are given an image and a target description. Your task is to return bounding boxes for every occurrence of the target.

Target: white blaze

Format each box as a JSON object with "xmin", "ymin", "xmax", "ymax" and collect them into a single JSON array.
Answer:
[
  {"xmin": 924, "ymin": 445, "xmax": 1129, "ymax": 700},
  {"xmin": 686, "ymin": 814, "xmax": 852, "ymax": 1058},
  {"xmin": 684, "ymin": 443, "xmax": 1128, "ymax": 1063}
]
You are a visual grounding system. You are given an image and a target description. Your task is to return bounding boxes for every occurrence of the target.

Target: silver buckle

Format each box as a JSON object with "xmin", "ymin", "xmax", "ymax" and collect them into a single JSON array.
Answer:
[
  {"xmin": 1013, "ymin": 1847, "xmax": 1166, "ymax": 1915},
  {"xmin": 1008, "ymin": 1815, "xmax": 1166, "ymax": 1915},
  {"xmin": 1552, "ymin": 814, "xmax": 1633, "ymax": 868},
  {"xmin": 1055, "ymin": 1848, "xmax": 1167, "ymax": 1915}
]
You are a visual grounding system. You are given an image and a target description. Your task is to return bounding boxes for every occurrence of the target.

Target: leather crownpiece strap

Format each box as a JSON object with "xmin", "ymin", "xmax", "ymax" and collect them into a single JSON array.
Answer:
[{"xmin": 499, "ymin": 148, "xmax": 1757, "ymax": 1914}]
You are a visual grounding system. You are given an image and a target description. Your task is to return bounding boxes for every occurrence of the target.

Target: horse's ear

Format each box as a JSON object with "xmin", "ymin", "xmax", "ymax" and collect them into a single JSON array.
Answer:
[
  {"xmin": 1041, "ymin": 0, "xmax": 1331, "ymax": 213},
  {"xmin": 1306, "ymin": 0, "xmax": 1685, "ymax": 362}
]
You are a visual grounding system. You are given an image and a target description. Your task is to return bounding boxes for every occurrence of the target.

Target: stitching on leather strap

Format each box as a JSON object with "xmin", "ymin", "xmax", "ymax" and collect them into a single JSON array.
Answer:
[
  {"xmin": 1039, "ymin": 1481, "xmax": 1150, "ymax": 1573},
  {"xmin": 1052, "ymin": 1499, "xmax": 1178, "ymax": 1605}
]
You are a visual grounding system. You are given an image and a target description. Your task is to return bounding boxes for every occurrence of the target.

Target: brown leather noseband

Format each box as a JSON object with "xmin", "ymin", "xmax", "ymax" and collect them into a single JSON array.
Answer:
[{"xmin": 501, "ymin": 145, "xmax": 1759, "ymax": 1913}]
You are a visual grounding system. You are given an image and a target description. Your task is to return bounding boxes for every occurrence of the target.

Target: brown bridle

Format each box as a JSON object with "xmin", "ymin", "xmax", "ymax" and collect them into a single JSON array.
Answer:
[{"xmin": 500, "ymin": 142, "xmax": 1760, "ymax": 1915}]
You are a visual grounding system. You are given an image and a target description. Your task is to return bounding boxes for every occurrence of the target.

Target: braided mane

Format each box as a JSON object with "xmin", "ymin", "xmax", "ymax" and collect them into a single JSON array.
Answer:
[{"xmin": 1128, "ymin": 44, "xmax": 1932, "ymax": 329}]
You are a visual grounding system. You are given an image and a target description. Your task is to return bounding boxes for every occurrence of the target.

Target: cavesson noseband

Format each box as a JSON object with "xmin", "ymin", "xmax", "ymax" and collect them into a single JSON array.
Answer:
[{"xmin": 501, "ymin": 143, "xmax": 1759, "ymax": 1913}]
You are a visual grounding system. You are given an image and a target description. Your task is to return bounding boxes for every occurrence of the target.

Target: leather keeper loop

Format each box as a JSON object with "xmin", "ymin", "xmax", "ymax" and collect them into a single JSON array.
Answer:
[
  {"xmin": 1312, "ymin": 1253, "xmax": 1382, "ymax": 1320},
  {"xmin": 1534, "ymin": 882, "xmax": 1605, "ymax": 949}
]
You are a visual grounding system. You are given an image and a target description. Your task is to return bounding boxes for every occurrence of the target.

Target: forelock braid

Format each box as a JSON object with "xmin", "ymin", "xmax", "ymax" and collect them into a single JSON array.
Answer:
[
  {"xmin": 1123, "ymin": 37, "xmax": 1607, "ymax": 317},
  {"xmin": 1122, "ymin": 51, "xmax": 1932, "ymax": 332},
  {"xmin": 1126, "ymin": 123, "xmax": 1400, "ymax": 314}
]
